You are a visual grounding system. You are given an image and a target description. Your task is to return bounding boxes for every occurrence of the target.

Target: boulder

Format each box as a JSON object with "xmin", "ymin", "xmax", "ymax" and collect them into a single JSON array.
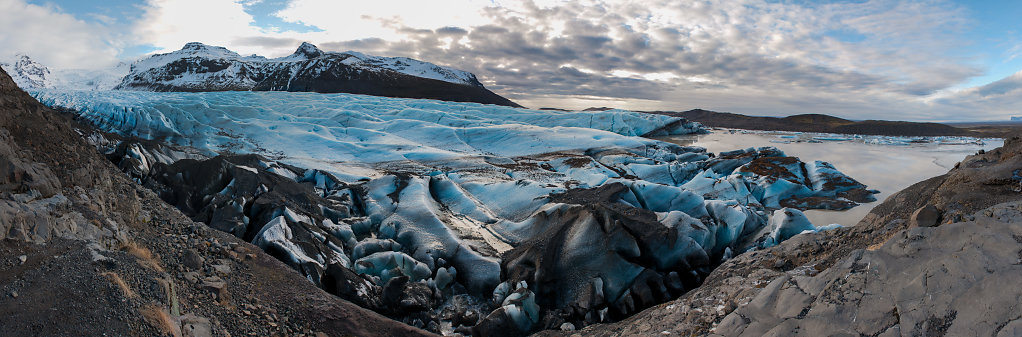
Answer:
[
  {"xmin": 178, "ymin": 314, "xmax": 212, "ymax": 337},
  {"xmin": 181, "ymin": 249, "xmax": 204, "ymax": 270},
  {"xmin": 381, "ymin": 276, "xmax": 433, "ymax": 315},
  {"xmin": 909, "ymin": 204, "xmax": 942, "ymax": 228}
]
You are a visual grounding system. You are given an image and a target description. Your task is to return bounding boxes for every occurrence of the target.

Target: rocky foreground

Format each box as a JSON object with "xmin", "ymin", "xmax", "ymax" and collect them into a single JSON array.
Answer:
[
  {"xmin": 0, "ymin": 61, "xmax": 432, "ymax": 336},
  {"xmin": 551, "ymin": 135, "xmax": 1022, "ymax": 336}
]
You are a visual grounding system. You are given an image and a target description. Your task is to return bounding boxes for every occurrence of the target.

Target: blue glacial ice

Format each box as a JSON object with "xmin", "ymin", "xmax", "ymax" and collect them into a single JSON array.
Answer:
[
  {"xmin": 29, "ymin": 90, "xmax": 702, "ymax": 167},
  {"xmin": 31, "ymin": 89, "xmax": 874, "ymax": 332}
]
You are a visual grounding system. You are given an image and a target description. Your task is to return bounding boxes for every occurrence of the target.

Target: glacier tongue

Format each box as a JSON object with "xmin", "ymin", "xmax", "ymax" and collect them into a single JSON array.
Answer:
[
  {"xmin": 36, "ymin": 89, "xmax": 876, "ymax": 334},
  {"xmin": 29, "ymin": 90, "xmax": 702, "ymax": 169}
]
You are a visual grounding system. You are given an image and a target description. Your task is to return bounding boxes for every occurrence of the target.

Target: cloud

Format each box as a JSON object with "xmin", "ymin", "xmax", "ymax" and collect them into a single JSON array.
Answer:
[
  {"xmin": 285, "ymin": 0, "xmax": 1002, "ymax": 121},
  {"xmin": 133, "ymin": 0, "xmax": 271, "ymax": 55},
  {"xmin": 973, "ymin": 71, "xmax": 1022, "ymax": 97},
  {"xmin": 7, "ymin": 0, "xmax": 1022, "ymax": 121},
  {"xmin": 275, "ymin": 0, "xmax": 494, "ymax": 41},
  {"xmin": 0, "ymin": 0, "xmax": 119, "ymax": 68},
  {"xmin": 232, "ymin": 36, "xmax": 301, "ymax": 49}
]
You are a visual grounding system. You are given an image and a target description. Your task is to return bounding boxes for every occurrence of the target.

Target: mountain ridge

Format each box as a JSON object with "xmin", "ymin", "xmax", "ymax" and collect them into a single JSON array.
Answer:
[
  {"xmin": 661, "ymin": 109, "xmax": 986, "ymax": 137},
  {"xmin": 0, "ymin": 54, "xmax": 129, "ymax": 91},
  {"xmin": 564, "ymin": 108, "xmax": 985, "ymax": 137},
  {"xmin": 115, "ymin": 42, "xmax": 522, "ymax": 107}
]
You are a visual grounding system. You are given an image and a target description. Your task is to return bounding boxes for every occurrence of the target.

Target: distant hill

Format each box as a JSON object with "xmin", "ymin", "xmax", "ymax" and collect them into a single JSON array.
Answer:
[{"xmin": 650, "ymin": 109, "xmax": 978, "ymax": 137}]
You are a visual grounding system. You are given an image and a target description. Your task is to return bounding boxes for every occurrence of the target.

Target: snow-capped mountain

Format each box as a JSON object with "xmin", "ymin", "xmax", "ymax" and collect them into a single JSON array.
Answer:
[
  {"xmin": 0, "ymin": 54, "xmax": 129, "ymax": 91},
  {"xmin": 116, "ymin": 42, "xmax": 521, "ymax": 107},
  {"xmin": 0, "ymin": 54, "xmax": 52, "ymax": 89}
]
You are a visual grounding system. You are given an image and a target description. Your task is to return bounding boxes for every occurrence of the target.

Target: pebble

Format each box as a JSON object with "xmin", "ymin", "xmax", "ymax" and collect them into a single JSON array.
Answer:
[
  {"xmin": 212, "ymin": 264, "xmax": 232, "ymax": 275},
  {"xmin": 182, "ymin": 249, "xmax": 205, "ymax": 270},
  {"xmin": 10, "ymin": 291, "xmax": 18, "ymax": 298},
  {"xmin": 17, "ymin": 255, "xmax": 27, "ymax": 264},
  {"xmin": 183, "ymin": 271, "xmax": 202, "ymax": 283}
]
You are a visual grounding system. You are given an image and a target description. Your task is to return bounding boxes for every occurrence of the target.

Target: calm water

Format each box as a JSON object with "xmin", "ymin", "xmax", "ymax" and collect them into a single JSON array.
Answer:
[{"xmin": 659, "ymin": 130, "xmax": 1003, "ymax": 226}]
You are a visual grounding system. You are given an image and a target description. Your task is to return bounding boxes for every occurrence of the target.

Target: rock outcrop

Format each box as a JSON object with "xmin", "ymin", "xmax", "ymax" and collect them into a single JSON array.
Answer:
[{"xmin": 711, "ymin": 201, "xmax": 1022, "ymax": 336}]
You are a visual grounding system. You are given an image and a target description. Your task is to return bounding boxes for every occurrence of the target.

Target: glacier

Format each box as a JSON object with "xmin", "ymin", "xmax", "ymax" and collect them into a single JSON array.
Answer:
[
  {"xmin": 30, "ymin": 90, "xmax": 701, "ymax": 168},
  {"xmin": 29, "ymin": 89, "xmax": 874, "ymax": 335}
]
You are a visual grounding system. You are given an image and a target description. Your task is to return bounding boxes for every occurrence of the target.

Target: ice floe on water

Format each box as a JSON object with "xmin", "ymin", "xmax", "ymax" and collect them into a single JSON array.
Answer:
[
  {"xmin": 717, "ymin": 129, "xmax": 992, "ymax": 147},
  {"xmin": 31, "ymin": 90, "xmax": 878, "ymax": 334}
]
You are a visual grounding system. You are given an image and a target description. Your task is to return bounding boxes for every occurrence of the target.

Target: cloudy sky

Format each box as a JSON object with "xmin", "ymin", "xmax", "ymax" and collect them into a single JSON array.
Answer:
[{"xmin": 1, "ymin": 0, "xmax": 1020, "ymax": 121}]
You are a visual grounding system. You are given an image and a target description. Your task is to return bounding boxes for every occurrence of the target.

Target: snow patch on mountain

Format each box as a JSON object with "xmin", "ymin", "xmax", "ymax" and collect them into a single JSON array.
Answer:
[{"xmin": 337, "ymin": 50, "xmax": 478, "ymax": 85}]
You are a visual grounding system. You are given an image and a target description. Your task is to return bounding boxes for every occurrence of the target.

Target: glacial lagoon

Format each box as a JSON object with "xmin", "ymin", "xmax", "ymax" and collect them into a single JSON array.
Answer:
[{"xmin": 660, "ymin": 129, "xmax": 1003, "ymax": 227}]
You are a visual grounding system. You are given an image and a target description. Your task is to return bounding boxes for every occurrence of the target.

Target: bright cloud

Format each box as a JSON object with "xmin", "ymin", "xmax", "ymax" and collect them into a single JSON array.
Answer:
[
  {"xmin": 0, "ymin": 0, "xmax": 118, "ymax": 68},
  {"xmin": 133, "ymin": 0, "xmax": 275, "ymax": 55}
]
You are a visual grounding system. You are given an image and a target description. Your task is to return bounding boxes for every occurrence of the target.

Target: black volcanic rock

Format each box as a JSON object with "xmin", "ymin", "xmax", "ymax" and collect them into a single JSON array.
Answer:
[{"xmin": 115, "ymin": 42, "xmax": 521, "ymax": 107}]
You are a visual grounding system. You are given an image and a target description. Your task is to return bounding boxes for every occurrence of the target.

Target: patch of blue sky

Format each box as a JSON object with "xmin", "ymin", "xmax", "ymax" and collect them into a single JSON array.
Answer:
[
  {"xmin": 953, "ymin": 0, "xmax": 1022, "ymax": 88},
  {"xmin": 823, "ymin": 28, "xmax": 867, "ymax": 43},
  {"xmin": 118, "ymin": 44, "xmax": 161, "ymax": 59},
  {"xmin": 762, "ymin": 0, "xmax": 870, "ymax": 8},
  {"xmin": 240, "ymin": 0, "xmax": 323, "ymax": 33},
  {"xmin": 27, "ymin": 0, "xmax": 145, "ymax": 25}
]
